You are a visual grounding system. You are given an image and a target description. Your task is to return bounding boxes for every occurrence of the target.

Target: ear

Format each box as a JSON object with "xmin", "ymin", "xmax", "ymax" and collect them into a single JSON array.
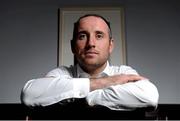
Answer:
[
  {"xmin": 71, "ymin": 40, "xmax": 78, "ymax": 65},
  {"xmin": 71, "ymin": 39, "xmax": 75, "ymax": 54},
  {"xmin": 109, "ymin": 38, "xmax": 114, "ymax": 54}
]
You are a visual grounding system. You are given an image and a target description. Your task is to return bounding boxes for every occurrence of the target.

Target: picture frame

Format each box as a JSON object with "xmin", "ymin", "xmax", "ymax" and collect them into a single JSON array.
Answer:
[{"xmin": 58, "ymin": 7, "xmax": 126, "ymax": 67}]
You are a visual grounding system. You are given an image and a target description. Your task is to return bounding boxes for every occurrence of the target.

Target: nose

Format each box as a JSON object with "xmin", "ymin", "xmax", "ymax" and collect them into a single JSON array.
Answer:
[{"xmin": 87, "ymin": 36, "xmax": 96, "ymax": 48}]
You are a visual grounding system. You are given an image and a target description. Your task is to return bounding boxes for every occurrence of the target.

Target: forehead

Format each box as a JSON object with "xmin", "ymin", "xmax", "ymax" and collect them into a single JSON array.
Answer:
[{"xmin": 78, "ymin": 16, "xmax": 109, "ymax": 30}]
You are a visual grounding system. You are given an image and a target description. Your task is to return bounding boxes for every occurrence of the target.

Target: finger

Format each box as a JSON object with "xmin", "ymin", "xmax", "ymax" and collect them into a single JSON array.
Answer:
[{"xmin": 129, "ymin": 75, "xmax": 148, "ymax": 81}]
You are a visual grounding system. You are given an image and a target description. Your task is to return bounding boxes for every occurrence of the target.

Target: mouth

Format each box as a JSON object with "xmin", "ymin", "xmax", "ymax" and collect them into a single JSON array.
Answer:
[{"xmin": 84, "ymin": 51, "xmax": 98, "ymax": 57}]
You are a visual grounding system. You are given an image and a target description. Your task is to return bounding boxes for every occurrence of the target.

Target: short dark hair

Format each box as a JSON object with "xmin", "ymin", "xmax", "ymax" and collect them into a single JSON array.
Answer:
[{"xmin": 71, "ymin": 14, "xmax": 112, "ymax": 44}]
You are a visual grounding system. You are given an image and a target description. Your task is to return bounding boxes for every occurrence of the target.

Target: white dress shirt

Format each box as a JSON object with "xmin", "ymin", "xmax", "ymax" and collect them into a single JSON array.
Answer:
[{"xmin": 21, "ymin": 62, "xmax": 159, "ymax": 110}]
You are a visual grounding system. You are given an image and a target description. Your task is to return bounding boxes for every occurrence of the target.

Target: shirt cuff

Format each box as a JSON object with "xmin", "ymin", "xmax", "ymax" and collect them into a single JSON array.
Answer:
[{"xmin": 72, "ymin": 78, "xmax": 90, "ymax": 98}]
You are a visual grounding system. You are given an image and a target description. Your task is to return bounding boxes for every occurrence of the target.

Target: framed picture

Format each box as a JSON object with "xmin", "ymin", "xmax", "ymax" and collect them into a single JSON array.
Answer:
[{"xmin": 58, "ymin": 7, "xmax": 126, "ymax": 67}]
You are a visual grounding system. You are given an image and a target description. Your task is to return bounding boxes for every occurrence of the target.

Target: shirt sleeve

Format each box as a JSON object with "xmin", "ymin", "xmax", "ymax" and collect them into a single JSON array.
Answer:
[
  {"xmin": 85, "ymin": 66, "xmax": 159, "ymax": 110},
  {"xmin": 21, "ymin": 67, "xmax": 90, "ymax": 107}
]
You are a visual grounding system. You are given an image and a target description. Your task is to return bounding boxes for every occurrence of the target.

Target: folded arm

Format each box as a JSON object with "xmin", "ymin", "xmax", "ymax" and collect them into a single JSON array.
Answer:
[
  {"xmin": 86, "ymin": 78, "xmax": 159, "ymax": 110},
  {"xmin": 21, "ymin": 66, "xmax": 159, "ymax": 110},
  {"xmin": 21, "ymin": 67, "xmax": 90, "ymax": 106}
]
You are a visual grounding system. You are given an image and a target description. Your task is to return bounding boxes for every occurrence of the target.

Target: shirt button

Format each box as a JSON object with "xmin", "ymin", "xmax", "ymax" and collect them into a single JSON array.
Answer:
[{"xmin": 79, "ymin": 92, "xmax": 83, "ymax": 97}]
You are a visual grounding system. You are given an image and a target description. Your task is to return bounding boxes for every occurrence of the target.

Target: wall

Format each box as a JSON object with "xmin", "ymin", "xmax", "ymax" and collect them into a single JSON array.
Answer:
[
  {"xmin": 125, "ymin": 0, "xmax": 180, "ymax": 104},
  {"xmin": 0, "ymin": 0, "xmax": 179, "ymax": 104}
]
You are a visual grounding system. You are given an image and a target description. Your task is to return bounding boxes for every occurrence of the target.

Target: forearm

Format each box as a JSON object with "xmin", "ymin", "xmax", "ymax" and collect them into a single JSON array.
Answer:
[
  {"xmin": 21, "ymin": 77, "xmax": 90, "ymax": 107},
  {"xmin": 90, "ymin": 74, "xmax": 146, "ymax": 91},
  {"xmin": 87, "ymin": 79, "xmax": 159, "ymax": 110},
  {"xmin": 90, "ymin": 77, "xmax": 111, "ymax": 91}
]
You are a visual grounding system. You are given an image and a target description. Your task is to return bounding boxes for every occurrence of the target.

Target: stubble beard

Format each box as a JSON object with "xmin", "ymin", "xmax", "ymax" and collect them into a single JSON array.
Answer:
[{"xmin": 77, "ymin": 54, "xmax": 109, "ymax": 74}]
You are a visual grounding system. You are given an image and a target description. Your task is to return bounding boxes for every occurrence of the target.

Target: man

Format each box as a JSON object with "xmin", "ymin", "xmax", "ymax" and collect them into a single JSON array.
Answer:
[{"xmin": 21, "ymin": 14, "xmax": 159, "ymax": 111}]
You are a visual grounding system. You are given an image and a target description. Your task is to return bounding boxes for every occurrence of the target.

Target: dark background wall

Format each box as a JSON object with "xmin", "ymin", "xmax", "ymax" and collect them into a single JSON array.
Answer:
[{"xmin": 0, "ymin": 0, "xmax": 179, "ymax": 104}]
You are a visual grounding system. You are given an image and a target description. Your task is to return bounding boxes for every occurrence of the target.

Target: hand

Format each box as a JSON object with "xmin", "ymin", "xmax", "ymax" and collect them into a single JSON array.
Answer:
[
  {"xmin": 90, "ymin": 74, "xmax": 147, "ymax": 91},
  {"xmin": 108, "ymin": 74, "xmax": 147, "ymax": 84}
]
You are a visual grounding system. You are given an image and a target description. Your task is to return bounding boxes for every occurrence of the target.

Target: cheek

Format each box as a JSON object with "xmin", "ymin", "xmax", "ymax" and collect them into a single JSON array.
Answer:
[
  {"xmin": 76, "ymin": 41, "xmax": 86, "ymax": 49},
  {"xmin": 74, "ymin": 42, "xmax": 86, "ymax": 54},
  {"xmin": 99, "ymin": 42, "xmax": 110, "ymax": 51}
]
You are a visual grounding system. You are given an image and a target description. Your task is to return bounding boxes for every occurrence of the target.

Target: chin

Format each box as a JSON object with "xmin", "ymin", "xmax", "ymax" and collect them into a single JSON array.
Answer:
[{"xmin": 84, "ymin": 59, "xmax": 98, "ymax": 64}]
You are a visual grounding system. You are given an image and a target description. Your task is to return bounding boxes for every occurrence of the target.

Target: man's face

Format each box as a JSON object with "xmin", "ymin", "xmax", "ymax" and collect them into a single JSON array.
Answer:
[{"xmin": 73, "ymin": 16, "xmax": 114, "ymax": 71}]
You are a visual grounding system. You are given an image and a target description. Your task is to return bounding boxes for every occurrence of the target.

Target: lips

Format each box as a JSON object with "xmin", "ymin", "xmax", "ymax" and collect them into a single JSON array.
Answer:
[
  {"xmin": 84, "ymin": 50, "xmax": 98, "ymax": 56},
  {"xmin": 85, "ymin": 51, "xmax": 98, "ymax": 54}
]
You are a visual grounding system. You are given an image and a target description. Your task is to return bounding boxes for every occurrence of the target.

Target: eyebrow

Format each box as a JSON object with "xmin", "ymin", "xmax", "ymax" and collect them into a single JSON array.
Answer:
[
  {"xmin": 78, "ymin": 30, "xmax": 105, "ymax": 34},
  {"xmin": 95, "ymin": 31, "xmax": 104, "ymax": 35},
  {"xmin": 77, "ymin": 31, "xmax": 89, "ymax": 37}
]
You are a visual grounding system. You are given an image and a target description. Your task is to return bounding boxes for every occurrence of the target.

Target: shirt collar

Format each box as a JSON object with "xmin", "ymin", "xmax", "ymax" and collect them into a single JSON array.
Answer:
[{"xmin": 76, "ymin": 61, "xmax": 110, "ymax": 78}]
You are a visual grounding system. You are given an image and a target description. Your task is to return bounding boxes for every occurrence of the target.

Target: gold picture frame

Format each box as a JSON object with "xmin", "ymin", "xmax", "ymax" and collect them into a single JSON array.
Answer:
[{"xmin": 58, "ymin": 7, "xmax": 126, "ymax": 66}]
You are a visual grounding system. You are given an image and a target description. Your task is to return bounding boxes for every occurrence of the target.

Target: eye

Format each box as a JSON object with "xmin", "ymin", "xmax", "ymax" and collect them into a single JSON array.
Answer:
[
  {"xmin": 96, "ymin": 33, "xmax": 103, "ymax": 39},
  {"xmin": 78, "ymin": 33, "xmax": 87, "ymax": 40}
]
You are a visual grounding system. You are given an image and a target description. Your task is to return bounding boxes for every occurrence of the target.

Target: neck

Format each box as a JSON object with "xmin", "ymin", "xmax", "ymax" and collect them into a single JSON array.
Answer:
[{"xmin": 79, "ymin": 62, "xmax": 107, "ymax": 78}]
